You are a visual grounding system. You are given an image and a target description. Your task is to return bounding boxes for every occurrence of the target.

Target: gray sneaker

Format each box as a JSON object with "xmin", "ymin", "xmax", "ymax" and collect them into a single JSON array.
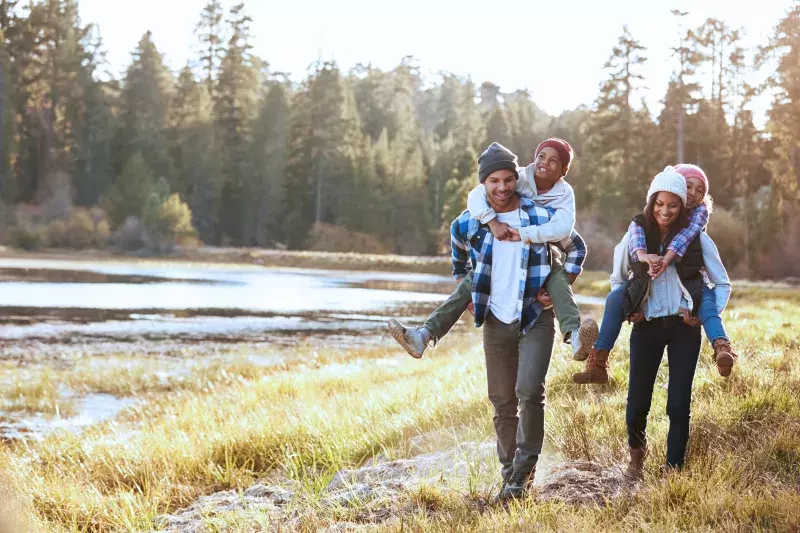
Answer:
[
  {"xmin": 571, "ymin": 318, "xmax": 599, "ymax": 361},
  {"xmin": 388, "ymin": 318, "xmax": 428, "ymax": 359}
]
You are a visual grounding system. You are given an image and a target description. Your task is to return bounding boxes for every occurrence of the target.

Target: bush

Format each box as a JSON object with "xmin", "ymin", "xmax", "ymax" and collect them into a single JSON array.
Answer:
[
  {"xmin": 305, "ymin": 222, "xmax": 391, "ymax": 254},
  {"xmin": 5, "ymin": 224, "xmax": 44, "ymax": 250},
  {"xmin": 142, "ymin": 193, "xmax": 197, "ymax": 252}
]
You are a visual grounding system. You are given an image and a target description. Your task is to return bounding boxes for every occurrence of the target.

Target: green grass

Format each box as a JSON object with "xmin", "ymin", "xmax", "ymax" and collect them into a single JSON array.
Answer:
[{"xmin": 1, "ymin": 277, "xmax": 799, "ymax": 531}]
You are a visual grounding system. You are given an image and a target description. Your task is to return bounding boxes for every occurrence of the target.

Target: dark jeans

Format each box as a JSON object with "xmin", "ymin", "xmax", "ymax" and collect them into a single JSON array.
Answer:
[
  {"xmin": 627, "ymin": 316, "xmax": 701, "ymax": 469},
  {"xmin": 483, "ymin": 309, "xmax": 556, "ymax": 479},
  {"xmin": 596, "ymin": 285, "xmax": 726, "ymax": 351}
]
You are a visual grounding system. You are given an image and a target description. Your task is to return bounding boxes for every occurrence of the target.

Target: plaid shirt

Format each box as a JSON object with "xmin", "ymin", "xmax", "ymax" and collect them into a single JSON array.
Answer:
[
  {"xmin": 450, "ymin": 196, "xmax": 587, "ymax": 335},
  {"xmin": 628, "ymin": 203, "xmax": 709, "ymax": 261}
]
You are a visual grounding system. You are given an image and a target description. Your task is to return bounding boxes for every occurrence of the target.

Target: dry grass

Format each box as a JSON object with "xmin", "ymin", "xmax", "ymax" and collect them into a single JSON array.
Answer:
[{"xmin": 0, "ymin": 279, "xmax": 798, "ymax": 531}]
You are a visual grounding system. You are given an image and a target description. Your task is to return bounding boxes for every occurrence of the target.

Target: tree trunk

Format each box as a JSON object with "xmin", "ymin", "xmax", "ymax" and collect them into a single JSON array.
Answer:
[{"xmin": 676, "ymin": 106, "xmax": 685, "ymax": 164}]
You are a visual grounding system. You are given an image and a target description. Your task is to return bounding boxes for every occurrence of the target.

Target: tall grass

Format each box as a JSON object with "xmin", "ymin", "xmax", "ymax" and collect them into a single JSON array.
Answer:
[{"xmin": 1, "ymin": 284, "xmax": 799, "ymax": 531}]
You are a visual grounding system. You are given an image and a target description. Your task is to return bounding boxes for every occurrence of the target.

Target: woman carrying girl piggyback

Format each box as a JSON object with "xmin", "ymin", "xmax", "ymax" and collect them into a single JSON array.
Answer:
[
  {"xmin": 573, "ymin": 164, "xmax": 737, "ymax": 385},
  {"xmin": 605, "ymin": 168, "xmax": 733, "ymax": 476}
]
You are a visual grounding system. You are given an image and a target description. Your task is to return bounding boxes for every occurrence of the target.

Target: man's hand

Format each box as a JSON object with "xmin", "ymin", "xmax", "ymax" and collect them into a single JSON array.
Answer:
[
  {"xmin": 567, "ymin": 272, "xmax": 578, "ymax": 285},
  {"xmin": 536, "ymin": 287, "xmax": 552, "ymax": 307},
  {"xmin": 681, "ymin": 308, "xmax": 700, "ymax": 327},
  {"xmin": 628, "ymin": 311, "xmax": 645, "ymax": 324},
  {"xmin": 488, "ymin": 219, "xmax": 514, "ymax": 241},
  {"xmin": 467, "ymin": 302, "xmax": 475, "ymax": 317}
]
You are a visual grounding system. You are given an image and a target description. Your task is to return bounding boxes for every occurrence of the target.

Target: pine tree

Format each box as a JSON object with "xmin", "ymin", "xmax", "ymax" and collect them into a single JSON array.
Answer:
[
  {"xmin": 194, "ymin": 0, "xmax": 225, "ymax": 99},
  {"xmin": 115, "ymin": 31, "xmax": 175, "ymax": 187}
]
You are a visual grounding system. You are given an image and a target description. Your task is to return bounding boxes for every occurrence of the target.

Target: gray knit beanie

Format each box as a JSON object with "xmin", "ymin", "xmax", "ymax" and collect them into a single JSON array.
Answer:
[{"xmin": 478, "ymin": 142, "xmax": 519, "ymax": 183}]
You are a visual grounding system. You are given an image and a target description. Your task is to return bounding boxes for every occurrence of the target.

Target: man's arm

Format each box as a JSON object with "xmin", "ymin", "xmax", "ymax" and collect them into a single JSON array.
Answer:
[
  {"xmin": 450, "ymin": 218, "xmax": 471, "ymax": 280},
  {"xmin": 700, "ymin": 233, "xmax": 731, "ymax": 313},
  {"xmin": 553, "ymin": 229, "xmax": 587, "ymax": 279}
]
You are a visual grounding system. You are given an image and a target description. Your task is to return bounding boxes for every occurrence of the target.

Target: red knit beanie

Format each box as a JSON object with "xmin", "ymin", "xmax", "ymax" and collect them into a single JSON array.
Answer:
[
  {"xmin": 673, "ymin": 164, "xmax": 709, "ymax": 196},
  {"xmin": 534, "ymin": 138, "xmax": 574, "ymax": 177}
]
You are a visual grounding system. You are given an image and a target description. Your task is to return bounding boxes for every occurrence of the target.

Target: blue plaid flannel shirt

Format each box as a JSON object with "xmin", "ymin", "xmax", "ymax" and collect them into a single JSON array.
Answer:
[
  {"xmin": 628, "ymin": 203, "xmax": 709, "ymax": 261},
  {"xmin": 450, "ymin": 196, "xmax": 587, "ymax": 335}
]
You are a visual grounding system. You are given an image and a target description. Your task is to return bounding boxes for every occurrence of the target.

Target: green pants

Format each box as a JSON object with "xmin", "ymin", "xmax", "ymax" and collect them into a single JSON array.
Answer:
[{"xmin": 423, "ymin": 259, "xmax": 581, "ymax": 343}]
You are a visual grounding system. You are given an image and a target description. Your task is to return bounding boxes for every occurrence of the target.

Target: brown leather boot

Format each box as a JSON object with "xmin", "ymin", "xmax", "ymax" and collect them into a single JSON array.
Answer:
[
  {"xmin": 626, "ymin": 446, "xmax": 648, "ymax": 480},
  {"xmin": 712, "ymin": 339, "xmax": 737, "ymax": 377},
  {"xmin": 572, "ymin": 348, "xmax": 609, "ymax": 384}
]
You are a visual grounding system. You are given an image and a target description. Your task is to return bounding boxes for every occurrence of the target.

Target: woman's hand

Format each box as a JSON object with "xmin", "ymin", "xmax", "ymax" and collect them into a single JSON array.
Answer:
[
  {"xmin": 681, "ymin": 308, "xmax": 700, "ymax": 327},
  {"xmin": 628, "ymin": 311, "xmax": 645, "ymax": 324}
]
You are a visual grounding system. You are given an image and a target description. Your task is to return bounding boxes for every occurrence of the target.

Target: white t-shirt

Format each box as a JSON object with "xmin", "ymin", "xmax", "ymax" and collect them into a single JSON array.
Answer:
[{"xmin": 489, "ymin": 210, "xmax": 523, "ymax": 324}]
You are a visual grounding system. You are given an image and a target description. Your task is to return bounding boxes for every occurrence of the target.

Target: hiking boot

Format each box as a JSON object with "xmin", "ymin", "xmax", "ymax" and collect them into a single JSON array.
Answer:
[
  {"xmin": 712, "ymin": 339, "xmax": 737, "ymax": 377},
  {"xmin": 625, "ymin": 446, "xmax": 648, "ymax": 481},
  {"xmin": 571, "ymin": 318, "xmax": 599, "ymax": 361},
  {"xmin": 572, "ymin": 347, "xmax": 609, "ymax": 384},
  {"xmin": 387, "ymin": 318, "xmax": 429, "ymax": 359},
  {"xmin": 496, "ymin": 469, "xmax": 534, "ymax": 502}
]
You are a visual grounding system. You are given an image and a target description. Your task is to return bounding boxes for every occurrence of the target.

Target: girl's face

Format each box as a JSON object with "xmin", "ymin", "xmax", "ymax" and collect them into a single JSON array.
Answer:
[
  {"xmin": 653, "ymin": 191, "xmax": 683, "ymax": 229},
  {"xmin": 685, "ymin": 177, "xmax": 706, "ymax": 210}
]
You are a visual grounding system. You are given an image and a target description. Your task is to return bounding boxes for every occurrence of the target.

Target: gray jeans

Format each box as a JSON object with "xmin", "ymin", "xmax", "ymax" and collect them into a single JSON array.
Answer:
[{"xmin": 483, "ymin": 309, "xmax": 556, "ymax": 479}]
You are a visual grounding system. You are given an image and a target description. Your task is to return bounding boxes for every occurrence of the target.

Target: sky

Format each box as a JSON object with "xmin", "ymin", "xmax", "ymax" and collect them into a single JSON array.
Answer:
[{"xmin": 77, "ymin": 0, "xmax": 796, "ymax": 126}]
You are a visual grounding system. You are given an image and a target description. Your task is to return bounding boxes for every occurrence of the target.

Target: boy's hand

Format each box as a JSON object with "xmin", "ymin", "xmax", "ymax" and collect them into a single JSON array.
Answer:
[
  {"xmin": 488, "ymin": 219, "xmax": 514, "ymax": 241},
  {"xmin": 467, "ymin": 302, "xmax": 475, "ymax": 317}
]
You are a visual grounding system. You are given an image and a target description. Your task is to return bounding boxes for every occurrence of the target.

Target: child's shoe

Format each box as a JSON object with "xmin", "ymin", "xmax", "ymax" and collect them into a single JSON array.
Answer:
[
  {"xmin": 571, "ymin": 318, "xmax": 599, "ymax": 361},
  {"xmin": 572, "ymin": 347, "xmax": 609, "ymax": 384},
  {"xmin": 388, "ymin": 318, "xmax": 430, "ymax": 359},
  {"xmin": 712, "ymin": 338, "xmax": 737, "ymax": 377}
]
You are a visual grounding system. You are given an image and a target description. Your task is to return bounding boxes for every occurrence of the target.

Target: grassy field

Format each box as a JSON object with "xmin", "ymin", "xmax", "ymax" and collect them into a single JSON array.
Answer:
[{"xmin": 1, "ymin": 276, "xmax": 799, "ymax": 531}]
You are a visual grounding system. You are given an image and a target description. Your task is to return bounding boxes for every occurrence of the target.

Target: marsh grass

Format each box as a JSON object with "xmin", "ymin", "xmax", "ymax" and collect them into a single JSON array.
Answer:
[{"xmin": 1, "ymin": 280, "xmax": 799, "ymax": 531}]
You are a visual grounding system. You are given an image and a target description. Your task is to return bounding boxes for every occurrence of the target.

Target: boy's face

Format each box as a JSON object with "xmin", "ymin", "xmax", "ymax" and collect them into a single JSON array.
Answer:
[
  {"xmin": 534, "ymin": 147, "xmax": 564, "ymax": 186},
  {"xmin": 685, "ymin": 177, "xmax": 706, "ymax": 210},
  {"xmin": 484, "ymin": 169, "xmax": 518, "ymax": 212}
]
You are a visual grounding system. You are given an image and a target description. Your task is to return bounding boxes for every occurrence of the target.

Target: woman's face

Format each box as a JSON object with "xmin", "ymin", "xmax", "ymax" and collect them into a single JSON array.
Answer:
[
  {"xmin": 653, "ymin": 191, "xmax": 683, "ymax": 229},
  {"xmin": 685, "ymin": 177, "xmax": 706, "ymax": 210}
]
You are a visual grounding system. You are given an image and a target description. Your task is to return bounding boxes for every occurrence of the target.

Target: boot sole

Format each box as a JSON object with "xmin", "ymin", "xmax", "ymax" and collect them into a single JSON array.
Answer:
[
  {"xmin": 573, "ymin": 318, "xmax": 599, "ymax": 361},
  {"xmin": 387, "ymin": 318, "xmax": 424, "ymax": 359},
  {"xmin": 716, "ymin": 353, "xmax": 734, "ymax": 377}
]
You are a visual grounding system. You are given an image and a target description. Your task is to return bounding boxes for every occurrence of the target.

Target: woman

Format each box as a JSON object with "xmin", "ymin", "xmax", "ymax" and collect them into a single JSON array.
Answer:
[{"xmin": 609, "ymin": 167, "xmax": 731, "ymax": 477}]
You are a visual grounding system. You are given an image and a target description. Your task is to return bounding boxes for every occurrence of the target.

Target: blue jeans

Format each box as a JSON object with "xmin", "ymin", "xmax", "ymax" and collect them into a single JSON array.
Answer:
[
  {"xmin": 595, "ymin": 285, "xmax": 727, "ymax": 352},
  {"xmin": 627, "ymin": 316, "xmax": 701, "ymax": 468}
]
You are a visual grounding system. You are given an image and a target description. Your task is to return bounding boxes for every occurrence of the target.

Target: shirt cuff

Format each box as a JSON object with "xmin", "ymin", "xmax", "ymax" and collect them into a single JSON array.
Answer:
[
  {"xmin": 666, "ymin": 244, "xmax": 685, "ymax": 257},
  {"xmin": 563, "ymin": 263, "xmax": 582, "ymax": 275},
  {"xmin": 479, "ymin": 211, "xmax": 497, "ymax": 225}
]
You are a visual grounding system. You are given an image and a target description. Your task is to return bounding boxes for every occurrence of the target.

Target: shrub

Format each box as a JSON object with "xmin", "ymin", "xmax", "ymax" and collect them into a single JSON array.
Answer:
[
  {"xmin": 305, "ymin": 222, "xmax": 391, "ymax": 254},
  {"xmin": 5, "ymin": 224, "xmax": 44, "ymax": 250}
]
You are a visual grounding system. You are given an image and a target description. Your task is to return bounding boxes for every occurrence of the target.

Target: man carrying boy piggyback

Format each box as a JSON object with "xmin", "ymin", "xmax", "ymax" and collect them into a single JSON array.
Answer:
[{"xmin": 389, "ymin": 138, "xmax": 597, "ymax": 363}]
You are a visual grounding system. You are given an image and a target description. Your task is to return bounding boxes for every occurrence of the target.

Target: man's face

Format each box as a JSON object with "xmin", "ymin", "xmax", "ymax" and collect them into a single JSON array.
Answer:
[
  {"xmin": 534, "ymin": 147, "xmax": 564, "ymax": 185},
  {"xmin": 685, "ymin": 177, "xmax": 706, "ymax": 210},
  {"xmin": 485, "ymin": 169, "xmax": 518, "ymax": 212}
]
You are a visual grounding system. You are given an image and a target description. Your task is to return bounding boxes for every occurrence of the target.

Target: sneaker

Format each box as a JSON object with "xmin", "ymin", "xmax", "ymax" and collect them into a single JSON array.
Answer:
[
  {"xmin": 571, "ymin": 318, "xmax": 599, "ymax": 361},
  {"xmin": 496, "ymin": 469, "xmax": 534, "ymax": 502},
  {"xmin": 387, "ymin": 318, "xmax": 428, "ymax": 359}
]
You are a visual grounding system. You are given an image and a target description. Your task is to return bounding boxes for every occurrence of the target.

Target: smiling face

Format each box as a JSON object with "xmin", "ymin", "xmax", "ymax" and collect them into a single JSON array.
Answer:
[
  {"xmin": 653, "ymin": 191, "xmax": 683, "ymax": 230},
  {"xmin": 685, "ymin": 177, "xmax": 706, "ymax": 210},
  {"xmin": 533, "ymin": 147, "xmax": 564, "ymax": 188},
  {"xmin": 484, "ymin": 168, "xmax": 518, "ymax": 212}
]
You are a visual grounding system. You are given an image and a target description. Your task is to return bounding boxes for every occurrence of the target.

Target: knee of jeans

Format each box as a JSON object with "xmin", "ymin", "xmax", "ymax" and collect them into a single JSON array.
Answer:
[
  {"xmin": 515, "ymin": 383, "xmax": 545, "ymax": 405},
  {"xmin": 666, "ymin": 400, "xmax": 691, "ymax": 421},
  {"xmin": 489, "ymin": 395, "xmax": 517, "ymax": 416}
]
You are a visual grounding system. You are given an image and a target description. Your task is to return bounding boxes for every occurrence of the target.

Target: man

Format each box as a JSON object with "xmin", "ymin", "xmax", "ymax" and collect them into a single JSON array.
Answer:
[{"xmin": 449, "ymin": 143, "xmax": 586, "ymax": 500}]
